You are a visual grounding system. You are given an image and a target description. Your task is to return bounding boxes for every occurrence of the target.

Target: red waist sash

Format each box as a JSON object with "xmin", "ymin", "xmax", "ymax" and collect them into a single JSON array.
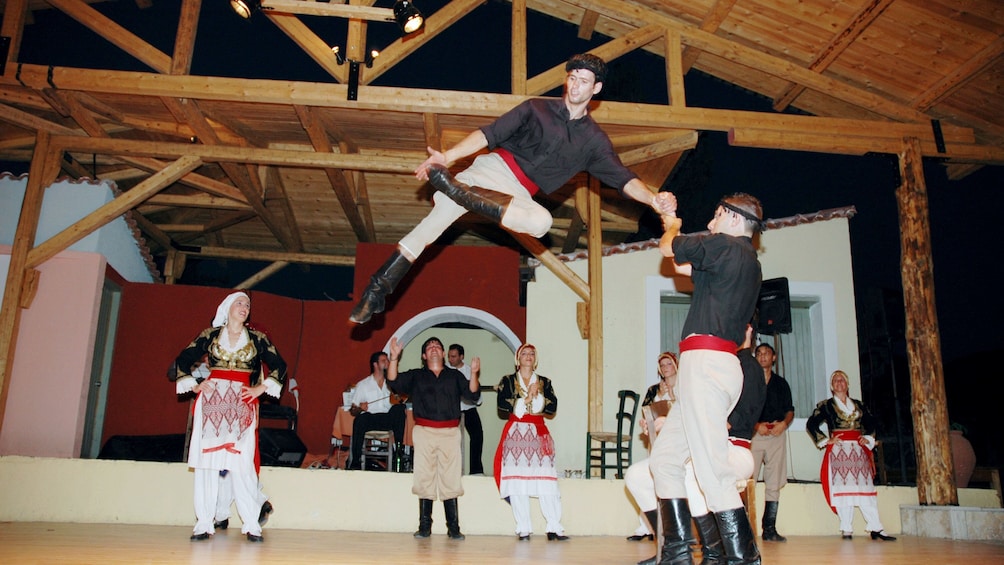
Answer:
[
  {"xmin": 680, "ymin": 334, "xmax": 738, "ymax": 354},
  {"xmin": 729, "ymin": 438, "xmax": 752, "ymax": 449},
  {"xmin": 495, "ymin": 148, "xmax": 540, "ymax": 196},
  {"xmin": 414, "ymin": 417, "xmax": 460, "ymax": 428}
]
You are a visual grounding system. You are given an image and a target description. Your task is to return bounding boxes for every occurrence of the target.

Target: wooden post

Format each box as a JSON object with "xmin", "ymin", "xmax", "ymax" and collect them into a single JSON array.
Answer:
[
  {"xmin": 586, "ymin": 177, "xmax": 604, "ymax": 432},
  {"xmin": 0, "ymin": 131, "xmax": 58, "ymax": 431},
  {"xmin": 896, "ymin": 137, "xmax": 957, "ymax": 505}
]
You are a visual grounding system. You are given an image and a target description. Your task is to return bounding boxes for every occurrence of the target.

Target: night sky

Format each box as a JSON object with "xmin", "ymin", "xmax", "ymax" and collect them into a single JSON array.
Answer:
[{"xmin": 12, "ymin": 0, "xmax": 1004, "ymax": 468}]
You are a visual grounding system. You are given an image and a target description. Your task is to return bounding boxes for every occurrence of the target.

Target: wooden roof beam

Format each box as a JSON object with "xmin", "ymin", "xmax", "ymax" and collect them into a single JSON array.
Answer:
[
  {"xmin": 174, "ymin": 210, "xmax": 259, "ymax": 245},
  {"xmin": 162, "ymin": 96, "xmax": 302, "ymax": 252},
  {"xmin": 45, "ymin": 0, "xmax": 172, "ymax": 74},
  {"xmin": 364, "ymin": 0, "xmax": 486, "ymax": 84},
  {"xmin": 9, "ymin": 64, "xmax": 974, "ymax": 145},
  {"xmin": 679, "ymin": 0, "xmax": 737, "ymax": 74},
  {"xmin": 25, "ymin": 154, "xmax": 203, "ymax": 270},
  {"xmin": 526, "ymin": 24, "xmax": 664, "ymax": 96},
  {"xmin": 911, "ymin": 36, "xmax": 1004, "ymax": 112},
  {"xmin": 294, "ymin": 104, "xmax": 375, "ymax": 242},
  {"xmin": 512, "ymin": 0, "xmax": 527, "ymax": 95},
  {"xmin": 266, "ymin": 12, "xmax": 348, "ymax": 84},
  {"xmin": 181, "ymin": 245, "xmax": 356, "ymax": 267},
  {"xmin": 729, "ymin": 128, "xmax": 1004, "ymax": 165},
  {"xmin": 566, "ymin": 0, "xmax": 933, "ymax": 124},
  {"xmin": 772, "ymin": 0, "xmax": 895, "ymax": 112},
  {"xmin": 171, "ymin": 0, "xmax": 202, "ymax": 76}
]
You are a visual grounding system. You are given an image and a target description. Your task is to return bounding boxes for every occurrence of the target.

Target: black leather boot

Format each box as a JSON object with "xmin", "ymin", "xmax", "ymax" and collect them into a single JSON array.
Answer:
[
  {"xmin": 715, "ymin": 507, "xmax": 760, "ymax": 565},
  {"xmin": 693, "ymin": 513, "xmax": 725, "ymax": 565},
  {"xmin": 349, "ymin": 251, "xmax": 413, "ymax": 324},
  {"xmin": 426, "ymin": 164, "xmax": 512, "ymax": 223},
  {"xmin": 656, "ymin": 498, "xmax": 695, "ymax": 565},
  {"xmin": 414, "ymin": 498, "xmax": 433, "ymax": 538},
  {"xmin": 633, "ymin": 509, "xmax": 659, "ymax": 563},
  {"xmin": 761, "ymin": 501, "xmax": 786, "ymax": 542},
  {"xmin": 443, "ymin": 498, "xmax": 465, "ymax": 540}
]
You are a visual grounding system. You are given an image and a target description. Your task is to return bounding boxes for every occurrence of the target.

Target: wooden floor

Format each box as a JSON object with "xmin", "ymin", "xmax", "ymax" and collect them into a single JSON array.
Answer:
[{"xmin": 1, "ymin": 522, "xmax": 1002, "ymax": 564}]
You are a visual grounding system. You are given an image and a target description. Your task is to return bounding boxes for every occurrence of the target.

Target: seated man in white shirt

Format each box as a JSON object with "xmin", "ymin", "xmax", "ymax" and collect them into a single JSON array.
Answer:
[{"xmin": 347, "ymin": 351, "xmax": 408, "ymax": 470}]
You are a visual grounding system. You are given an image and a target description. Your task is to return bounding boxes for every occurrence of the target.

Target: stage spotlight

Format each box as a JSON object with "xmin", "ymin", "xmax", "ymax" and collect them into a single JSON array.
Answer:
[
  {"xmin": 230, "ymin": 0, "xmax": 260, "ymax": 19},
  {"xmin": 332, "ymin": 45, "xmax": 345, "ymax": 65},
  {"xmin": 365, "ymin": 49, "xmax": 379, "ymax": 68},
  {"xmin": 393, "ymin": 0, "xmax": 424, "ymax": 34}
]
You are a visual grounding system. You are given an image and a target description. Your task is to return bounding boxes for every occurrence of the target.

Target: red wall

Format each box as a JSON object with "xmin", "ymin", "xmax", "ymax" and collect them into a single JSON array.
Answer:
[{"xmin": 103, "ymin": 243, "xmax": 524, "ymax": 457}]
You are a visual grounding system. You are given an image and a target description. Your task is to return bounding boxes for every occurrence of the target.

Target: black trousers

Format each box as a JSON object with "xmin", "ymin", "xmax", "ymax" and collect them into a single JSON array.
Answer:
[
  {"xmin": 350, "ymin": 404, "xmax": 407, "ymax": 466},
  {"xmin": 462, "ymin": 407, "xmax": 484, "ymax": 474}
]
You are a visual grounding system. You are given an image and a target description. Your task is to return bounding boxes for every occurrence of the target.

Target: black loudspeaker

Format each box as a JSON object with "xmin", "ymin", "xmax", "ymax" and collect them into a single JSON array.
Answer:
[
  {"xmin": 259, "ymin": 428, "xmax": 308, "ymax": 468},
  {"xmin": 755, "ymin": 277, "xmax": 792, "ymax": 335}
]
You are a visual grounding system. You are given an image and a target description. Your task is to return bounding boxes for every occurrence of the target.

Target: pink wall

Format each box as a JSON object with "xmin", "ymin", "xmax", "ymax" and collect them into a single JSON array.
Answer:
[{"xmin": 0, "ymin": 247, "xmax": 105, "ymax": 457}]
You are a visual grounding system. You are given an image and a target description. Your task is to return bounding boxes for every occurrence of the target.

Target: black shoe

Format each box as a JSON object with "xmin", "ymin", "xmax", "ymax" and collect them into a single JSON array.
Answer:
[
  {"xmin": 842, "ymin": 533, "xmax": 853, "ymax": 540},
  {"xmin": 637, "ymin": 557, "xmax": 656, "ymax": 565},
  {"xmin": 518, "ymin": 534, "xmax": 531, "ymax": 541},
  {"xmin": 547, "ymin": 532, "xmax": 570, "ymax": 541},
  {"xmin": 626, "ymin": 534, "xmax": 654, "ymax": 541},
  {"xmin": 258, "ymin": 501, "xmax": 273, "ymax": 527},
  {"xmin": 870, "ymin": 530, "xmax": 896, "ymax": 541},
  {"xmin": 190, "ymin": 532, "xmax": 211, "ymax": 541},
  {"xmin": 213, "ymin": 518, "xmax": 228, "ymax": 530},
  {"xmin": 246, "ymin": 533, "xmax": 264, "ymax": 543}
]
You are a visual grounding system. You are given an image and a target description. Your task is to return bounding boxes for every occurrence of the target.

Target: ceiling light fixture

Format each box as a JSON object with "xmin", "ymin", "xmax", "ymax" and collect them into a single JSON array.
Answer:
[
  {"xmin": 229, "ymin": 0, "xmax": 259, "ymax": 19},
  {"xmin": 393, "ymin": 0, "xmax": 424, "ymax": 34}
]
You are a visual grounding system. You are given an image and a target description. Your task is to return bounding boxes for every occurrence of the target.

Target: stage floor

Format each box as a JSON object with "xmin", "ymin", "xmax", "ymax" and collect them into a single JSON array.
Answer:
[{"xmin": 1, "ymin": 522, "xmax": 1002, "ymax": 564}]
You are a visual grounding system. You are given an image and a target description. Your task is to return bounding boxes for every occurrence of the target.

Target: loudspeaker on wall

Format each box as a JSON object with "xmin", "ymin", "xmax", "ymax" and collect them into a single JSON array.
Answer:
[{"xmin": 755, "ymin": 277, "xmax": 792, "ymax": 335}]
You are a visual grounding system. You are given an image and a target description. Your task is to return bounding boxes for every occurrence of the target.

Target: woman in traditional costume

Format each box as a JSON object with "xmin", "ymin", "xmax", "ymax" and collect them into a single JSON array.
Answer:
[
  {"xmin": 806, "ymin": 370, "xmax": 895, "ymax": 541},
  {"xmin": 494, "ymin": 343, "xmax": 568, "ymax": 541},
  {"xmin": 172, "ymin": 291, "xmax": 287, "ymax": 542}
]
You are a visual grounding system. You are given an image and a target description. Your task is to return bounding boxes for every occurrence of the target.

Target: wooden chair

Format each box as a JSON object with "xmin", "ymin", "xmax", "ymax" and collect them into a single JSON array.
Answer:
[
  {"xmin": 361, "ymin": 430, "xmax": 395, "ymax": 471},
  {"xmin": 586, "ymin": 389, "xmax": 639, "ymax": 479}
]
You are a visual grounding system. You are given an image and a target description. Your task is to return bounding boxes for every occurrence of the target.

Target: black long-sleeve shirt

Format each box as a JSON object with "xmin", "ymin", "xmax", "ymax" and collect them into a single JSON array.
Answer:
[
  {"xmin": 672, "ymin": 233, "xmax": 762, "ymax": 347},
  {"xmin": 389, "ymin": 366, "xmax": 480, "ymax": 422},
  {"xmin": 481, "ymin": 98, "xmax": 638, "ymax": 195}
]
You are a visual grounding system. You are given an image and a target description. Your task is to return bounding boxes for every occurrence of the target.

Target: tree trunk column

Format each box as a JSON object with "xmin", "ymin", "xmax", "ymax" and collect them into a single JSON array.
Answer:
[{"xmin": 896, "ymin": 137, "xmax": 957, "ymax": 505}]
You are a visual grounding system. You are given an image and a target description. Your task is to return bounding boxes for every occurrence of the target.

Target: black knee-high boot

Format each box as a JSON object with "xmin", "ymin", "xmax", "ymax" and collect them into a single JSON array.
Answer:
[
  {"xmin": 349, "ymin": 251, "xmax": 413, "ymax": 324},
  {"xmin": 426, "ymin": 164, "xmax": 512, "ymax": 222},
  {"xmin": 693, "ymin": 513, "xmax": 724, "ymax": 565},
  {"xmin": 414, "ymin": 499, "xmax": 433, "ymax": 538},
  {"xmin": 760, "ymin": 500, "xmax": 786, "ymax": 542},
  {"xmin": 656, "ymin": 498, "xmax": 695, "ymax": 565},
  {"xmin": 443, "ymin": 498, "xmax": 465, "ymax": 540},
  {"xmin": 715, "ymin": 508, "xmax": 760, "ymax": 565}
]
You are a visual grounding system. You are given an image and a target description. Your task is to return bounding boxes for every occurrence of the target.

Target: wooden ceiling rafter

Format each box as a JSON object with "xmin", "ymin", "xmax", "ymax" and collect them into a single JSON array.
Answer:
[
  {"xmin": 294, "ymin": 103, "xmax": 376, "ymax": 242},
  {"xmin": 679, "ymin": 0, "xmax": 738, "ymax": 74},
  {"xmin": 771, "ymin": 0, "xmax": 896, "ymax": 112}
]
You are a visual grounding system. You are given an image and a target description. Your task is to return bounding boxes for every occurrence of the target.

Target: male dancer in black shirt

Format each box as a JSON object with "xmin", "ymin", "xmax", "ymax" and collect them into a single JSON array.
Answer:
[
  {"xmin": 387, "ymin": 336, "xmax": 480, "ymax": 540},
  {"xmin": 650, "ymin": 192, "xmax": 764, "ymax": 565},
  {"xmin": 350, "ymin": 53, "xmax": 675, "ymax": 323}
]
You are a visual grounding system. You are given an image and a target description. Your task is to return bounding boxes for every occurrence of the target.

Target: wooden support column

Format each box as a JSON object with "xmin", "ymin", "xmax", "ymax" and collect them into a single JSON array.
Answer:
[
  {"xmin": 896, "ymin": 137, "xmax": 957, "ymax": 506},
  {"xmin": 0, "ymin": 131, "xmax": 59, "ymax": 431},
  {"xmin": 586, "ymin": 177, "xmax": 604, "ymax": 431}
]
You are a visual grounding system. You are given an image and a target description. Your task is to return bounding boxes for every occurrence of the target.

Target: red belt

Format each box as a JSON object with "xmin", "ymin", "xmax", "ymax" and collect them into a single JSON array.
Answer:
[
  {"xmin": 680, "ymin": 334, "xmax": 739, "ymax": 354},
  {"xmin": 495, "ymin": 148, "xmax": 540, "ymax": 196},
  {"xmin": 415, "ymin": 417, "xmax": 460, "ymax": 428},
  {"xmin": 729, "ymin": 438, "xmax": 751, "ymax": 449}
]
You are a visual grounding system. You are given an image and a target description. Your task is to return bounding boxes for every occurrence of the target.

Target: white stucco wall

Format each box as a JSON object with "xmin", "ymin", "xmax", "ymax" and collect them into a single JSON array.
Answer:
[{"xmin": 0, "ymin": 175, "xmax": 154, "ymax": 283}]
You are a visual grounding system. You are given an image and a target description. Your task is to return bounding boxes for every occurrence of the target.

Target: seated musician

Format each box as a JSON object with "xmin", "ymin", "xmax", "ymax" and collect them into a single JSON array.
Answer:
[{"xmin": 346, "ymin": 351, "xmax": 408, "ymax": 470}]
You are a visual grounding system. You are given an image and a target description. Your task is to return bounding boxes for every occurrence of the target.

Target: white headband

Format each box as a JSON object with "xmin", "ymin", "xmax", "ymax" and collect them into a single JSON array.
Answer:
[{"xmin": 212, "ymin": 291, "xmax": 250, "ymax": 327}]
